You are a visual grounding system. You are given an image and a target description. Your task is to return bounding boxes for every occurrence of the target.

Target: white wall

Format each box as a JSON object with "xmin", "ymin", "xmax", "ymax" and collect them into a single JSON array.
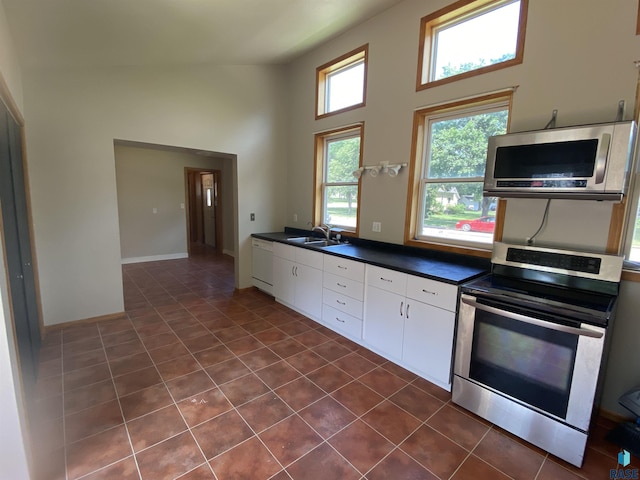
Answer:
[
  {"xmin": 0, "ymin": 0, "xmax": 22, "ymax": 112},
  {"xmin": 115, "ymin": 144, "xmax": 235, "ymax": 261},
  {"xmin": 0, "ymin": 1, "xmax": 34, "ymax": 477},
  {"xmin": 23, "ymin": 64, "xmax": 288, "ymax": 326},
  {"xmin": 286, "ymin": 0, "xmax": 639, "ymax": 246},
  {"xmin": 285, "ymin": 0, "xmax": 640, "ymax": 416}
]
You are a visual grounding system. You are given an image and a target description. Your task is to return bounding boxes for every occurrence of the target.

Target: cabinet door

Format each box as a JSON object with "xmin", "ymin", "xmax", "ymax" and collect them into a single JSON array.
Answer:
[
  {"xmin": 364, "ymin": 285, "xmax": 405, "ymax": 361},
  {"xmin": 403, "ymin": 300, "xmax": 455, "ymax": 388},
  {"xmin": 295, "ymin": 264, "xmax": 323, "ymax": 320},
  {"xmin": 273, "ymin": 256, "xmax": 296, "ymax": 306}
]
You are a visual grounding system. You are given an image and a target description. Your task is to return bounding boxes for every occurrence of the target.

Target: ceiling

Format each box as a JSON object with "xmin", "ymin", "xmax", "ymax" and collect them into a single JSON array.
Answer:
[{"xmin": 2, "ymin": 0, "xmax": 405, "ymax": 70}]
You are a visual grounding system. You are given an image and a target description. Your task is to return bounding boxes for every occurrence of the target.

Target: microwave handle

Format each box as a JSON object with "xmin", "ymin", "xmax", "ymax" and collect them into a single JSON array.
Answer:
[
  {"xmin": 595, "ymin": 133, "xmax": 611, "ymax": 184},
  {"xmin": 460, "ymin": 295, "xmax": 603, "ymax": 338}
]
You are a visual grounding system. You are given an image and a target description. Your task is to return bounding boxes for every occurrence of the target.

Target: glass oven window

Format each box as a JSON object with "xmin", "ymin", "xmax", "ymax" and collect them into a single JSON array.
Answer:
[{"xmin": 470, "ymin": 308, "xmax": 578, "ymax": 418}]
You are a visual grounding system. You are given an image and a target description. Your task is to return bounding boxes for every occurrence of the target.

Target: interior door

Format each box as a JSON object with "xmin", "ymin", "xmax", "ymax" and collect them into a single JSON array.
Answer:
[
  {"xmin": 202, "ymin": 173, "xmax": 216, "ymax": 247},
  {"xmin": 0, "ymin": 103, "xmax": 40, "ymax": 390}
]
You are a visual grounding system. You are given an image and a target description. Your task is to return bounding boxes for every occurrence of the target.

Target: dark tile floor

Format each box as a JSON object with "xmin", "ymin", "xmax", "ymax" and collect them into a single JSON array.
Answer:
[{"xmin": 28, "ymin": 248, "xmax": 636, "ymax": 479}]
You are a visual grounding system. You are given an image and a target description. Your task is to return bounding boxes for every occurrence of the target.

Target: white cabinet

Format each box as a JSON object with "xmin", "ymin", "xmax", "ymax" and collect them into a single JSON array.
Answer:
[
  {"xmin": 364, "ymin": 264, "xmax": 458, "ymax": 389},
  {"xmin": 364, "ymin": 285, "xmax": 405, "ymax": 360},
  {"xmin": 272, "ymin": 240, "xmax": 462, "ymax": 390},
  {"xmin": 273, "ymin": 256, "xmax": 296, "ymax": 306},
  {"xmin": 272, "ymin": 243, "xmax": 323, "ymax": 320},
  {"xmin": 295, "ymin": 261, "xmax": 323, "ymax": 319},
  {"xmin": 322, "ymin": 256, "xmax": 365, "ymax": 340},
  {"xmin": 402, "ymin": 299, "xmax": 455, "ymax": 387}
]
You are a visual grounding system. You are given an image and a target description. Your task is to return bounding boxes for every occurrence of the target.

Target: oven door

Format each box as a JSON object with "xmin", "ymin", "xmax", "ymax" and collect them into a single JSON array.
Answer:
[{"xmin": 455, "ymin": 293, "xmax": 606, "ymax": 431}]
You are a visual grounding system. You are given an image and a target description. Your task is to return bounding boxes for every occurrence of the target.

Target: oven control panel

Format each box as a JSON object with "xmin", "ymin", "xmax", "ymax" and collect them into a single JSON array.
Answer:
[
  {"xmin": 506, "ymin": 248, "xmax": 601, "ymax": 274},
  {"xmin": 491, "ymin": 242, "xmax": 623, "ymax": 284}
]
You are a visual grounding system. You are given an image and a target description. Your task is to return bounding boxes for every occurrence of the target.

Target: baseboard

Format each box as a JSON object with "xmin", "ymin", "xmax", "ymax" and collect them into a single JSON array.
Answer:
[
  {"xmin": 44, "ymin": 311, "xmax": 127, "ymax": 333},
  {"xmin": 598, "ymin": 406, "xmax": 634, "ymax": 424},
  {"xmin": 121, "ymin": 253, "xmax": 188, "ymax": 264},
  {"xmin": 223, "ymin": 249, "xmax": 235, "ymax": 257}
]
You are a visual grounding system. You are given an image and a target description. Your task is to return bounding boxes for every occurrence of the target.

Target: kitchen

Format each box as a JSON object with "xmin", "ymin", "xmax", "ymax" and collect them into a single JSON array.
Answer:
[{"xmin": 1, "ymin": 0, "xmax": 640, "ymax": 478}]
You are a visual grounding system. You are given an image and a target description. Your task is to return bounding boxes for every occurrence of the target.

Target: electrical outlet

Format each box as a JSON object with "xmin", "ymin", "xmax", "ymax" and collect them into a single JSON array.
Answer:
[
  {"xmin": 250, "ymin": 213, "xmax": 255, "ymax": 221},
  {"xmin": 372, "ymin": 221, "xmax": 381, "ymax": 232},
  {"xmin": 180, "ymin": 203, "xmax": 185, "ymax": 209},
  {"xmin": 293, "ymin": 213, "xmax": 298, "ymax": 222}
]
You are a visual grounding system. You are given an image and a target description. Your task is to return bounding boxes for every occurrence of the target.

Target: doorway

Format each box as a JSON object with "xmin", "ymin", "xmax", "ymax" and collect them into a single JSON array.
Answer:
[{"xmin": 186, "ymin": 168, "xmax": 222, "ymax": 254}]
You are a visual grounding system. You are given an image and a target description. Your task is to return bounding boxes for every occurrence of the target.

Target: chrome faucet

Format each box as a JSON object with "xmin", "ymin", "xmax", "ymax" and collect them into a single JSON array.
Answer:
[{"xmin": 312, "ymin": 224, "xmax": 331, "ymax": 241}]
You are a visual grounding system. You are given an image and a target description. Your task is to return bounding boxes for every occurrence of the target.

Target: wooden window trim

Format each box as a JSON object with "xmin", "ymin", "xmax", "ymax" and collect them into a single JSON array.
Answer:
[
  {"xmin": 313, "ymin": 124, "xmax": 364, "ymax": 236},
  {"xmin": 316, "ymin": 45, "xmax": 368, "ymax": 120},
  {"xmin": 416, "ymin": 0, "xmax": 528, "ymax": 91},
  {"xmin": 404, "ymin": 91, "xmax": 512, "ymax": 258}
]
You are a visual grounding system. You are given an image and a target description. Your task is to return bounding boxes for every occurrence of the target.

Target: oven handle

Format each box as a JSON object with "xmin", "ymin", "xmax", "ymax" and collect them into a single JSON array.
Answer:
[{"xmin": 460, "ymin": 295, "xmax": 604, "ymax": 338}]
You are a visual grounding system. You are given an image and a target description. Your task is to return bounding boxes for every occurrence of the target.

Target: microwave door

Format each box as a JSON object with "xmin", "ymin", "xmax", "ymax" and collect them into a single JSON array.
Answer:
[{"xmin": 483, "ymin": 121, "xmax": 635, "ymax": 200}]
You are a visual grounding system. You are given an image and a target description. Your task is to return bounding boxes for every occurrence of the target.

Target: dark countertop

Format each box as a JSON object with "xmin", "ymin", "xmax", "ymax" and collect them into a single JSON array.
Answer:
[{"xmin": 252, "ymin": 229, "xmax": 490, "ymax": 285}]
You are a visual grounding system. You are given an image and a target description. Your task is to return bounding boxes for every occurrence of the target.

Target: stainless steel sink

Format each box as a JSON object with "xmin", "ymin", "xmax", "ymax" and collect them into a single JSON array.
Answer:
[
  {"xmin": 286, "ymin": 237, "xmax": 341, "ymax": 247},
  {"xmin": 305, "ymin": 239, "xmax": 341, "ymax": 247},
  {"xmin": 286, "ymin": 237, "xmax": 315, "ymax": 243}
]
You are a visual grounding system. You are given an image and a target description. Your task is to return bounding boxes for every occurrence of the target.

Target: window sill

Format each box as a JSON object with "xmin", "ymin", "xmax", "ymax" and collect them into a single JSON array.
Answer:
[{"xmin": 405, "ymin": 238, "xmax": 492, "ymax": 259}]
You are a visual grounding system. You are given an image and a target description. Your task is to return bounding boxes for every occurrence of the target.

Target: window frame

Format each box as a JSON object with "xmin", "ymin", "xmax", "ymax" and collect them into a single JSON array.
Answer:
[
  {"xmin": 619, "ymin": 169, "xmax": 640, "ymax": 281},
  {"xmin": 313, "ymin": 124, "xmax": 364, "ymax": 235},
  {"xmin": 416, "ymin": 0, "xmax": 528, "ymax": 91},
  {"xmin": 404, "ymin": 92, "xmax": 512, "ymax": 257},
  {"xmin": 316, "ymin": 45, "xmax": 368, "ymax": 119}
]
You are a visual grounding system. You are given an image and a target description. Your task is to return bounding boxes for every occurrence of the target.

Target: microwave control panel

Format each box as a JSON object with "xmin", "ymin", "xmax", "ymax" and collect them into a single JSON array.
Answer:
[{"xmin": 496, "ymin": 179, "xmax": 588, "ymax": 188}]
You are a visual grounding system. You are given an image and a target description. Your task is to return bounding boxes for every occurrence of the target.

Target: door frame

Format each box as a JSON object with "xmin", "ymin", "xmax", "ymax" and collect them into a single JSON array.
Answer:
[
  {"xmin": 184, "ymin": 167, "xmax": 223, "ymax": 254},
  {"xmin": 0, "ymin": 79, "xmax": 45, "ymax": 342}
]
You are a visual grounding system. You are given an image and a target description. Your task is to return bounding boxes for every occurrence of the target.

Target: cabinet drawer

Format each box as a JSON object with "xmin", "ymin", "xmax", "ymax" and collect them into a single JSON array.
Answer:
[
  {"xmin": 323, "ymin": 288, "xmax": 363, "ymax": 319},
  {"xmin": 405, "ymin": 275, "xmax": 458, "ymax": 312},
  {"xmin": 295, "ymin": 247, "xmax": 324, "ymax": 269},
  {"xmin": 252, "ymin": 238, "xmax": 273, "ymax": 251},
  {"xmin": 323, "ymin": 272, "xmax": 364, "ymax": 301},
  {"xmin": 322, "ymin": 304, "xmax": 362, "ymax": 339},
  {"xmin": 273, "ymin": 242, "xmax": 296, "ymax": 261},
  {"xmin": 366, "ymin": 265, "xmax": 406, "ymax": 296},
  {"xmin": 323, "ymin": 255, "xmax": 365, "ymax": 282}
]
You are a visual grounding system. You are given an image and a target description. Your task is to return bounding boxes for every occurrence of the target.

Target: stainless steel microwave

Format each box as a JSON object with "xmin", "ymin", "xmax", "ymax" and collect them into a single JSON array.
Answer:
[{"xmin": 484, "ymin": 121, "xmax": 637, "ymax": 200}]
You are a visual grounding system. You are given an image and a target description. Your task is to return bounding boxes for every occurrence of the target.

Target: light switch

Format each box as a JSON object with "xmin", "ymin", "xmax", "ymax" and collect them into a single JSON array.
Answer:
[
  {"xmin": 372, "ymin": 222, "xmax": 381, "ymax": 232},
  {"xmin": 152, "ymin": 208, "xmax": 158, "ymax": 214}
]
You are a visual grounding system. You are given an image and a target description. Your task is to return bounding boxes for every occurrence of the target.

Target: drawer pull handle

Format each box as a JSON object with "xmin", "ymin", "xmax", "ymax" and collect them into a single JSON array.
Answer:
[
  {"xmin": 422, "ymin": 289, "xmax": 437, "ymax": 296},
  {"xmin": 406, "ymin": 303, "xmax": 410, "ymax": 319},
  {"xmin": 336, "ymin": 300, "xmax": 346, "ymax": 305},
  {"xmin": 337, "ymin": 283, "xmax": 347, "ymax": 288},
  {"xmin": 380, "ymin": 277, "xmax": 392, "ymax": 283},
  {"xmin": 336, "ymin": 317, "xmax": 345, "ymax": 323},
  {"xmin": 400, "ymin": 301, "xmax": 404, "ymax": 316},
  {"xmin": 338, "ymin": 265, "xmax": 347, "ymax": 270}
]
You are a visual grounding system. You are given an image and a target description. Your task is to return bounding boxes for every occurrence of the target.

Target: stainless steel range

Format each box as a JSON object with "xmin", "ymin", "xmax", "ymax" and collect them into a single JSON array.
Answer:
[{"xmin": 453, "ymin": 242, "xmax": 623, "ymax": 467}]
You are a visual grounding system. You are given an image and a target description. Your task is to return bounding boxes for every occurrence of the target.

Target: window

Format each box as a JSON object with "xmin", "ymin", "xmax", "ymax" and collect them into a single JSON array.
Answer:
[
  {"xmin": 316, "ymin": 45, "xmax": 368, "ymax": 119},
  {"xmin": 313, "ymin": 125, "xmax": 363, "ymax": 233},
  {"xmin": 622, "ymin": 177, "xmax": 640, "ymax": 266},
  {"xmin": 417, "ymin": 0, "xmax": 527, "ymax": 90},
  {"xmin": 406, "ymin": 92, "xmax": 511, "ymax": 251}
]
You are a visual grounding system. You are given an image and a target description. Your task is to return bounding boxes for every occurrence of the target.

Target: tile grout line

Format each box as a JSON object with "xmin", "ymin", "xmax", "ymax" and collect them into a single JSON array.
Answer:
[
  {"xmin": 64, "ymin": 256, "xmax": 509, "ymax": 480},
  {"xmin": 130, "ymin": 303, "xmax": 221, "ymax": 480},
  {"xmin": 95, "ymin": 318, "xmax": 144, "ymax": 480},
  {"xmin": 60, "ymin": 330, "xmax": 69, "ymax": 480}
]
